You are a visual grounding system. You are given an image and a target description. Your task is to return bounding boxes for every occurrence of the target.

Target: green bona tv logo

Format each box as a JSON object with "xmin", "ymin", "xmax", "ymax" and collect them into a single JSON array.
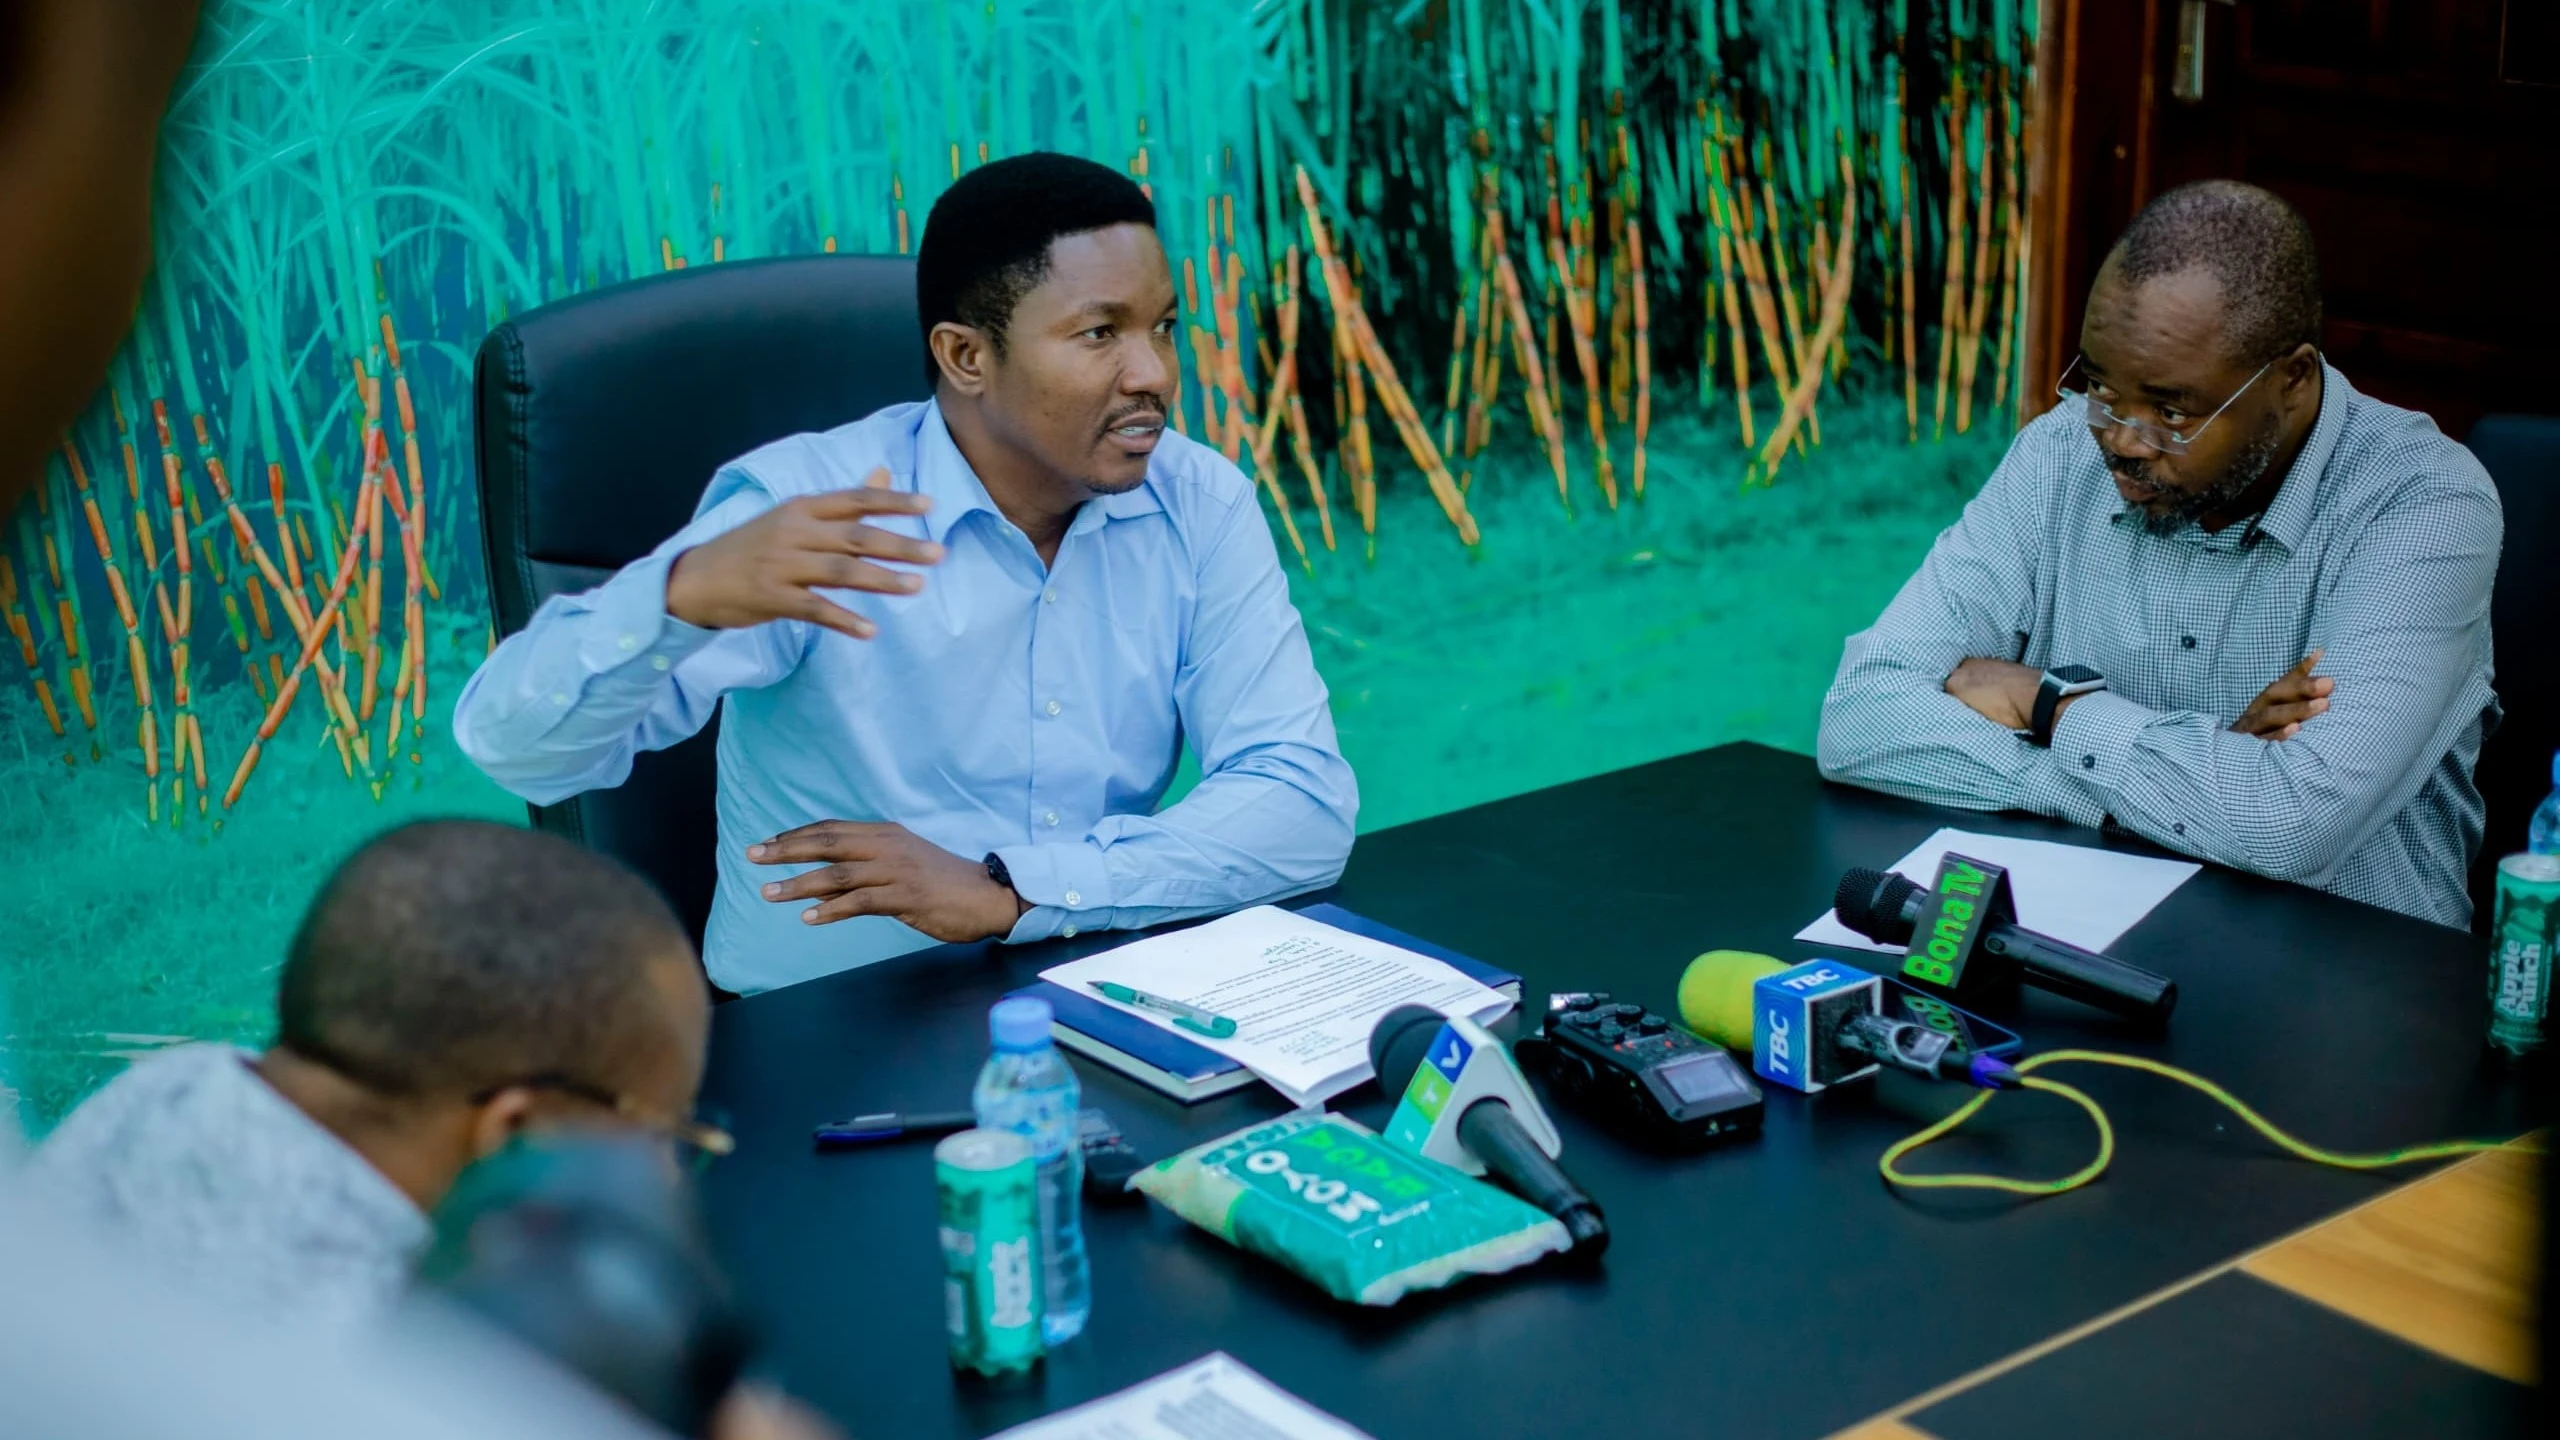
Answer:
[{"xmin": 1900, "ymin": 854, "xmax": 2008, "ymax": 988}]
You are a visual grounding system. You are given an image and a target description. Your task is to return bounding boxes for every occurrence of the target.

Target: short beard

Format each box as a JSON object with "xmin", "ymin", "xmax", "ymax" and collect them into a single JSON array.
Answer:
[
  {"xmin": 1078, "ymin": 469, "xmax": 1150, "ymax": 496},
  {"xmin": 2125, "ymin": 410, "xmax": 2284, "ymax": 537}
]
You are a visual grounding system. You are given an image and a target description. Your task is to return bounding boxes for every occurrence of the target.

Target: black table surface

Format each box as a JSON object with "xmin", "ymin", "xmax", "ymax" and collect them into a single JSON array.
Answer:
[{"xmin": 700, "ymin": 742, "xmax": 2537, "ymax": 1439}]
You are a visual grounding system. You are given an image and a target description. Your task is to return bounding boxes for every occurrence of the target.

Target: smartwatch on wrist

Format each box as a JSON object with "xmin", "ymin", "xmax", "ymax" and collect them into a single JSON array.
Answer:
[
  {"xmin": 2027, "ymin": 664, "xmax": 2107, "ymax": 747},
  {"xmin": 983, "ymin": 852, "xmax": 1014, "ymax": 893}
]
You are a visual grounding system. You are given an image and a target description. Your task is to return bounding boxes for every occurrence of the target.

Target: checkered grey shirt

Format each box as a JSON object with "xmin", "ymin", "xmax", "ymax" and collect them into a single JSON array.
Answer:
[{"xmin": 1818, "ymin": 362, "xmax": 2503, "ymax": 928}]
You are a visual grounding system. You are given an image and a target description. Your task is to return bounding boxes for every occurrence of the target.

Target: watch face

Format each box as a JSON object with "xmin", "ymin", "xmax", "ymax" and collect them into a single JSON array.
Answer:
[{"xmin": 2049, "ymin": 664, "xmax": 2104, "ymax": 686}]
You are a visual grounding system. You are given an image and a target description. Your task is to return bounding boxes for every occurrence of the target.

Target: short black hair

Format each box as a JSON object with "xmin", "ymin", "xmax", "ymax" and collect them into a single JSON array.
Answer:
[
  {"xmin": 2109, "ymin": 179, "xmax": 2323, "ymax": 366},
  {"xmin": 914, "ymin": 151, "xmax": 1156, "ymax": 387},
  {"xmin": 275, "ymin": 820, "xmax": 694, "ymax": 1101}
]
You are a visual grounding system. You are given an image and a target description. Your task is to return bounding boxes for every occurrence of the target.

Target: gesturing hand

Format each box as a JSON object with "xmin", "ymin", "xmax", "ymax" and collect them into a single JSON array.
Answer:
[
  {"xmin": 664, "ymin": 467, "xmax": 942, "ymax": 641},
  {"xmin": 2232, "ymin": 650, "xmax": 2331, "ymax": 741},
  {"xmin": 748, "ymin": 820, "xmax": 1029, "ymax": 942}
]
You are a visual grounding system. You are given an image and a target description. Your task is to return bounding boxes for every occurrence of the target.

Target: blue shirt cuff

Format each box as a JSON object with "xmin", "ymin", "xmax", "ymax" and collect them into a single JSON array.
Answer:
[
  {"xmin": 575, "ymin": 549, "xmax": 719, "ymax": 678},
  {"xmin": 993, "ymin": 842, "xmax": 1114, "ymax": 943}
]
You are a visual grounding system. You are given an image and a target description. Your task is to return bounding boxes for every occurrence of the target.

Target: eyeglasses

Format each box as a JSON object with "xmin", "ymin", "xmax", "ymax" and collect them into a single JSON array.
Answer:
[
  {"xmin": 281, "ymin": 1036, "xmax": 735, "ymax": 1170},
  {"xmin": 2056, "ymin": 353, "xmax": 2279, "ymax": 453},
  {"xmin": 473, "ymin": 1072, "xmax": 737, "ymax": 1172}
]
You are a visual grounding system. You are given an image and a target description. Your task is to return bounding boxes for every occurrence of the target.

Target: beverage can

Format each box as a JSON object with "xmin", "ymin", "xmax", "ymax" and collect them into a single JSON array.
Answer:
[
  {"xmin": 2488, "ymin": 852, "xmax": 2560, "ymax": 1056},
  {"xmin": 935, "ymin": 1127, "xmax": 1043, "ymax": 1376}
]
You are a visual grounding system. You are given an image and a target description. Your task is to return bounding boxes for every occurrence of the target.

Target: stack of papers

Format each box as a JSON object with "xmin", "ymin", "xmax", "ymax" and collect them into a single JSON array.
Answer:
[
  {"xmin": 1038, "ymin": 906, "xmax": 1514, "ymax": 1107},
  {"xmin": 1796, "ymin": 827, "xmax": 2201, "ymax": 955},
  {"xmin": 993, "ymin": 1352, "xmax": 1372, "ymax": 1440}
]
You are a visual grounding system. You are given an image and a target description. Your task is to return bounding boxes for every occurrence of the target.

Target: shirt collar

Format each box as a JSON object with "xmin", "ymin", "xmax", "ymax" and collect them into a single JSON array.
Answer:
[
  {"xmin": 912, "ymin": 402, "xmax": 1001, "ymax": 546},
  {"xmin": 913, "ymin": 400, "xmax": 1167, "ymax": 545},
  {"xmin": 2240, "ymin": 359, "xmax": 2351, "ymax": 554}
]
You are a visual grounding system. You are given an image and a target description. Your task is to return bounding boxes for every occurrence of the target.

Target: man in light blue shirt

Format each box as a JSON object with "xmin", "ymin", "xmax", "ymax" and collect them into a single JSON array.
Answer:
[{"xmin": 455, "ymin": 152, "xmax": 1356, "ymax": 994}]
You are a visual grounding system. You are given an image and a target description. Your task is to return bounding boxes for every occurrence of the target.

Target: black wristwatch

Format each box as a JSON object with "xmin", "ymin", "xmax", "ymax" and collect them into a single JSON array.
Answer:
[
  {"xmin": 2026, "ymin": 664, "xmax": 2107, "ymax": 747},
  {"xmin": 983, "ymin": 851, "xmax": 1014, "ymax": 892}
]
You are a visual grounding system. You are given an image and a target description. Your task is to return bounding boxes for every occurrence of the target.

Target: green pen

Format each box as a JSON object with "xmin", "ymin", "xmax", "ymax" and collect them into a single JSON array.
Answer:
[{"xmin": 1087, "ymin": 981, "xmax": 1240, "ymax": 1040}]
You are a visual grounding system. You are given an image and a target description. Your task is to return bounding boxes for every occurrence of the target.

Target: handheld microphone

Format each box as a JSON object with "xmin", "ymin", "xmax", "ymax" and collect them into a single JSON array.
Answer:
[
  {"xmin": 1834, "ymin": 854, "xmax": 2178, "ymax": 1023},
  {"xmin": 1368, "ymin": 1005, "xmax": 1609, "ymax": 1253},
  {"xmin": 417, "ymin": 1134, "xmax": 748, "ymax": 1436},
  {"xmin": 1677, "ymin": 950, "xmax": 2020, "ymax": 1093}
]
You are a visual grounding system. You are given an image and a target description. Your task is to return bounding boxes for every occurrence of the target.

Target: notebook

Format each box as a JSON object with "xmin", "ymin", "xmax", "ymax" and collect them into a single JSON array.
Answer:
[{"xmin": 1012, "ymin": 903, "xmax": 1521, "ymax": 1103}]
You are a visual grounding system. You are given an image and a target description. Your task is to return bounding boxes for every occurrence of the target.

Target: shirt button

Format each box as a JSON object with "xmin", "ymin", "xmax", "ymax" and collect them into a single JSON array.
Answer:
[
  {"xmin": 650, "ymin": 655, "xmax": 671, "ymax": 671},
  {"xmin": 551, "ymin": 692, "xmax": 570, "ymax": 706},
  {"xmin": 2082, "ymin": 754, "xmax": 2098, "ymax": 770},
  {"xmin": 1044, "ymin": 699, "xmax": 1062, "ymax": 717},
  {"xmin": 1064, "ymin": 890, "xmax": 1083, "ymax": 908},
  {"xmin": 2174, "ymin": 822, "xmax": 2187, "ymax": 836},
  {"xmin": 1043, "ymin": 810, "xmax": 1060, "ymax": 828},
  {"xmin": 1061, "ymin": 924, "xmax": 1079, "ymax": 939},
  {"xmin": 1043, "ymin": 588, "xmax": 1058, "ymax": 605},
  {"xmin": 2180, "ymin": 635, "xmax": 2197, "ymax": 649},
  {"xmin": 618, "ymin": 633, "xmax": 638, "ymax": 651}
]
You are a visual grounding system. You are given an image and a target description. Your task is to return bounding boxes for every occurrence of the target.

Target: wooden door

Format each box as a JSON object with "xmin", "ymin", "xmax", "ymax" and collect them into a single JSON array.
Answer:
[{"xmin": 2028, "ymin": 0, "xmax": 2560, "ymax": 438}]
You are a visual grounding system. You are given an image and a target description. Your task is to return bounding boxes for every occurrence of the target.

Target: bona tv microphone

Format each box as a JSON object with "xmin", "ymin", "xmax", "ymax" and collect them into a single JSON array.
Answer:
[
  {"xmin": 1834, "ymin": 854, "xmax": 2178, "ymax": 1023},
  {"xmin": 1678, "ymin": 950, "xmax": 2019, "ymax": 1093},
  {"xmin": 1369, "ymin": 1005, "xmax": 1609, "ymax": 1253}
]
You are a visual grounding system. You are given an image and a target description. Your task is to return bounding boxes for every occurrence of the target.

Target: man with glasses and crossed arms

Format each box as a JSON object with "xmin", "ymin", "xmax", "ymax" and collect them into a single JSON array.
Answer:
[{"xmin": 1819, "ymin": 180, "xmax": 2502, "ymax": 927}]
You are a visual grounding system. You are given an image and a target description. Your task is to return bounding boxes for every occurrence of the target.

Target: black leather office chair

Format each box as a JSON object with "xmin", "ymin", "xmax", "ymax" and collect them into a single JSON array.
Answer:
[
  {"xmin": 472, "ymin": 255, "xmax": 927, "ymax": 945},
  {"xmin": 2465, "ymin": 414, "xmax": 2560, "ymax": 930}
]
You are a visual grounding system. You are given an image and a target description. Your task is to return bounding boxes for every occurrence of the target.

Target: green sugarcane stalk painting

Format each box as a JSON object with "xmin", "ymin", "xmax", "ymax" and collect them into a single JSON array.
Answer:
[{"xmin": 1, "ymin": 0, "xmax": 2035, "ymax": 827}]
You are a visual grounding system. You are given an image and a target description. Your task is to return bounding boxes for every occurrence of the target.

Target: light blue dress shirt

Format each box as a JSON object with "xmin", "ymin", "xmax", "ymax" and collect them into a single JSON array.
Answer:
[{"xmin": 453, "ymin": 401, "xmax": 1357, "ymax": 994}]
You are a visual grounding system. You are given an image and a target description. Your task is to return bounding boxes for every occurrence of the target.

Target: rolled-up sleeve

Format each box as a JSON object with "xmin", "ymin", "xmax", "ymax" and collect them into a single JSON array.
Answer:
[
  {"xmin": 995, "ymin": 497, "xmax": 1357, "ymax": 940},
  {"xmin": 452, "ymin": 482, "xmax": 808, "ymax": 806}
]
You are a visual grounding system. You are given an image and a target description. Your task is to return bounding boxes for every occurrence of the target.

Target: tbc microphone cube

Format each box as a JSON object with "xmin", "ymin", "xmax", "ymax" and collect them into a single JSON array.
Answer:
[
  {"xmin": 1752, "ymin": 959, "xmax": 1883, "ymax": 1094},
  {"xmin": 1379, "ymin": 1013, "xmax": 1562, "ymax": 1175}
]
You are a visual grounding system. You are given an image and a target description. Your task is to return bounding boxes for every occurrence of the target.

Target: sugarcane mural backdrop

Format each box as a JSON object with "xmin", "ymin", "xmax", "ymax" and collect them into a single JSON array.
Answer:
[{"xmin": 0, "ymin": 0, "xmax": 2036, "ymax": 1123}]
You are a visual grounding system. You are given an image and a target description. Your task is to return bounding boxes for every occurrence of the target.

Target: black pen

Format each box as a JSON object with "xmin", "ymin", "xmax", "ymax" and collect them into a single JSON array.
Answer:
[{"xmin": 811, "ymin": 1110, "xmax": 977, "ymax": 1149}]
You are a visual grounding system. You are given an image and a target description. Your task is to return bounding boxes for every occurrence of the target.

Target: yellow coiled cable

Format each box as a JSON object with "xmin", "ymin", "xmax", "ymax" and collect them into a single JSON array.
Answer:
[{"xmin": 1879, "ymin": 1048, "xmax": 2516, "ymax": 1197}]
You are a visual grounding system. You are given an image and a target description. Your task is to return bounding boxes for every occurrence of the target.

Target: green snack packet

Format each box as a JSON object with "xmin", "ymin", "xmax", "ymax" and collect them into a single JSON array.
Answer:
[{"xmin": 1130, "ymin": 1111, "xmax": 1571, "ymax": 1306}]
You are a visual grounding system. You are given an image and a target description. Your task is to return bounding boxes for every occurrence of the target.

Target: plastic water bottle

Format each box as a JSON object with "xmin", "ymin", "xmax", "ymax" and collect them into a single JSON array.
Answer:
[
  {"xmin": 2531, "ymin": 750, "xmax": 2560, "ymax": 856},
  {"xmin": 971, "ymin": 997, "xmax": 1089, "ymax": 1345}
]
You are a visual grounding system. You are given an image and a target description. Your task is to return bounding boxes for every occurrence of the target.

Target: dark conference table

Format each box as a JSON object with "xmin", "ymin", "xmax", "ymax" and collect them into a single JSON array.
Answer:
[{"xmin": 700, "ymin": 743, "xmax": 2534, "ymax": 1439}]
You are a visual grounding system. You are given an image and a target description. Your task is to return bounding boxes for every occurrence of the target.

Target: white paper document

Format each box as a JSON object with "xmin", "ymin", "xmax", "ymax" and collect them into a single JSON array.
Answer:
[
  {"xmin": 1796, "ymin": 827, "xmax": 2201, "ymax": 956},
  {"xmin": 1037, "ymin": 906, "xmax": 1513, "ymax": 1106},
  {"xmin": 991, "ymin": 1352, "xmax": 1374, "ymax": 1440}
]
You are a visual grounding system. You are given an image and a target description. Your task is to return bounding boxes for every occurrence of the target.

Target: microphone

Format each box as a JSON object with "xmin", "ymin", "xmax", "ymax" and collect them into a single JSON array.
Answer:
[
  {"xmin": 1678, "ymin": 949, "xmax": 2020, "ymax": 1093},
  {"xmin": 1368, "ymin": 1005, "xmax": 1609, "ymax": 1253},
  {"xmin": 1834, "ymin": 854, "xmax": 2178, "ymax": 1023},
  {"xmin": 417, "ymin": 1134, "xmax": 748, "ymax": 1436}
]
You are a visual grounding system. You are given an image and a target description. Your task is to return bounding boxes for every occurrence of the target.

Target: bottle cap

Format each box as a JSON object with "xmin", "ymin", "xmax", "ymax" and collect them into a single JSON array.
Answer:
[{"xmin": 989, "ymin": 996, "xmax": 1054, "ymax": 1051}]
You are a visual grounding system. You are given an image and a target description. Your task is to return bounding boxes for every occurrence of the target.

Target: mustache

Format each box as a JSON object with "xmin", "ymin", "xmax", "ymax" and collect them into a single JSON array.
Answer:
[
  {"xmin": 1101, "ymin": 400, "xmax": 1167, "ymax": 432},
  {"xmin": 2107, "ymin": 455, "xmax": 2165, "ymax": 493}
]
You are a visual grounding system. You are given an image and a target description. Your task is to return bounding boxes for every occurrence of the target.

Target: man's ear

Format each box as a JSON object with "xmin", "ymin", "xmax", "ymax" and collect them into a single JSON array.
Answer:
[
  {"xmin": 465, "ymin": 1086, "xmax": 539, "ymax": 1162},
  {"xmin": 930, "ymin": 322, "xmax": 994, "ymax": 398},
  {"xmin": 2279, "ymin": 341, "xmax": 2321, "ymax": 398}
]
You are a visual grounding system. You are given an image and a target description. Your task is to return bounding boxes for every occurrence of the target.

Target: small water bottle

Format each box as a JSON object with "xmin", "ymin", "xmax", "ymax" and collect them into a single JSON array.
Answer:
[
  {"xmin": 971, "ymin": 997, "xmax": 1090, "ymax": 1345},
  {"xmin": 2530, "ymin": 750, "xmax": 2560, "ymax": 856}
]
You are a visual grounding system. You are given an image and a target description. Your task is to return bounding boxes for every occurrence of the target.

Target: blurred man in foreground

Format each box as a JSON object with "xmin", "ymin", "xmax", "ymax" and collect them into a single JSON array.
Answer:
[
  {"xmin": 1819, "ymin": 180, "xmax": 2500, "ymax": 927},
  {"xmin": 24, "ymin": 819, "xmax": 722, "ymax": 1323}
]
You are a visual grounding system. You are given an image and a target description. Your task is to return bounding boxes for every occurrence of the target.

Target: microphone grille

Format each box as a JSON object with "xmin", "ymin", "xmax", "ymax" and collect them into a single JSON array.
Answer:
[
  {"xmin": 1834, "ymin": 868, "xmax": 1923, "ymax": 943},
  {"xmin": 1834, "ymin": 868, "xmax": 1890, "ymax": 928},
  {"xmin": 1367, "ymin": 1004, "xmax": 1450, "ymax": 1096}
]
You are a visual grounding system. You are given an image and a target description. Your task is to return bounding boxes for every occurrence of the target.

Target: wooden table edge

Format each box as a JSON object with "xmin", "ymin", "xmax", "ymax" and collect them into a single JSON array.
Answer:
[{"xmin": 1823, "ymin": 1132, "xmax": 2547, "ymax": 1440}]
